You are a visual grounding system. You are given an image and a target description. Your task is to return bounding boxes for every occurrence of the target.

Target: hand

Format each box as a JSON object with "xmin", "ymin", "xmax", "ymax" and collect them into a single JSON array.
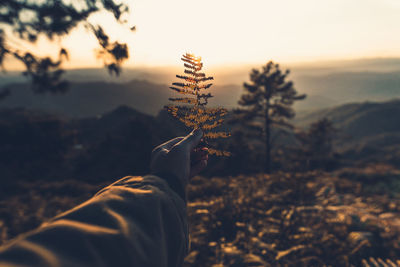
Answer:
[{"xmin": 150, "ymin": 129, "xmax": 208, "ymax": 187}]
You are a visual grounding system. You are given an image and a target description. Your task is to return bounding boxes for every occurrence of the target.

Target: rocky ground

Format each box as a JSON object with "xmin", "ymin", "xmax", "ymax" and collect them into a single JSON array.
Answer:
[
  {"xmin": 185, "ymin": 165, "xmax": 400, "ymax": 266},
  {"xmin": 1, "ymin": 166, "xmax": 400, "ymax": 266}
]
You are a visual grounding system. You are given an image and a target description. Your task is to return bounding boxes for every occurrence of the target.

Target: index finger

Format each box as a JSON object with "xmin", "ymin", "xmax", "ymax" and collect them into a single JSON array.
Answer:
[
  {"xmin": 152, "ymin": 136, "xmax": 185, "ymax": 153},
  {"xmin": 176, "ymin": 128, "xmax": 203, "ymax": 151}
]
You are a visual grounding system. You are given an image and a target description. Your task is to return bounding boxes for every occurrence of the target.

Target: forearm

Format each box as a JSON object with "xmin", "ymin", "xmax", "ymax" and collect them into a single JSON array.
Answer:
[{"xmin": 0, "ymin": 175, "xmax": 189, "ymax": 267}]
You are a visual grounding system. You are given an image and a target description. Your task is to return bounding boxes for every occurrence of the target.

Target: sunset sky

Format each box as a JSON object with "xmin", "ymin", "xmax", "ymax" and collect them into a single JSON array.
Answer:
[{"xmin": 6, "ymin": 0, "xmax": 400, "ymax": 69}]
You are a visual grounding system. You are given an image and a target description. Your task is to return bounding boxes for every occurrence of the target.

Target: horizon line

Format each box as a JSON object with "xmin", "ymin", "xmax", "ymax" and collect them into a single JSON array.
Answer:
[{"xmin": 3, "ymin": 56, "xmax": 400, "ymax": 73}]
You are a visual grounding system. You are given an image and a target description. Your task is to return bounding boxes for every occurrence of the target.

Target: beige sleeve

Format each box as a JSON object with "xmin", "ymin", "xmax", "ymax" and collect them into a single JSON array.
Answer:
[{"xmin": 0, "ymin": 175, "xmax": 189, "ymax": 267}]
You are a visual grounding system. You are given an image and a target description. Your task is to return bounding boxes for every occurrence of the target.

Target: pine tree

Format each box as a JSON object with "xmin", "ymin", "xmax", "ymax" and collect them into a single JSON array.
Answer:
[
  {"xmin": 234, "ymin": 61, "xmax": 306, "ymax": 173},
  {"xmin": 295, "ymin": 118, "xmax": 337, "ymax": 170},
  {"xmin": 166, "ymin": 53, "xmax": 230, "ymax": 156}
]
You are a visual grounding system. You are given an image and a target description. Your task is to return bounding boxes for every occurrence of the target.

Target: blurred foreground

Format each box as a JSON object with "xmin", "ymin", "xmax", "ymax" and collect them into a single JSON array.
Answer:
[
  {"xmin": 186, "ymin": 167, "xmax": 400, "ymax": 266},
  {"xmin": 1, "ymin": 166, "xmax": 400, "ymax": 266},
  {"xmin": 1, "ymin": 99, "xmax": 400, "ymax": 266}
]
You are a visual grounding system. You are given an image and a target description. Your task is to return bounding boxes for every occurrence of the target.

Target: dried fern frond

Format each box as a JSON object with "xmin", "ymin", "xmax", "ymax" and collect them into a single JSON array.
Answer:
[{"xmin": 166, "ymin": 53, "xmax": 230, "ymax": 156}]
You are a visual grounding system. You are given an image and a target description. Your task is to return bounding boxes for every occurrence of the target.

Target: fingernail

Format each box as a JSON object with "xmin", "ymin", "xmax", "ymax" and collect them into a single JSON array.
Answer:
[{"xmin": 193, "ymin": 128, "xmax": 203, "ymax": 136}]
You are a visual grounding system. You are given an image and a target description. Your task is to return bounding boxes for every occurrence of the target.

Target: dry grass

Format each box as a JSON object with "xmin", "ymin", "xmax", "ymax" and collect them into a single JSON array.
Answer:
[
  {"xmin": 185, "ymin": 169, "xmax": 400, "ymax": 266},
  {"xmin": 0, "ymin": 168, "xmax": 400, "ymax": 266}
]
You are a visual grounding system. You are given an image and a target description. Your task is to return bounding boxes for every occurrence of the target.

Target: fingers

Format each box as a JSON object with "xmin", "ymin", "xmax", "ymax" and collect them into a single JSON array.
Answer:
[
  {"xmin": 191, "ymin": 147, "xmax": 209, "ymax": 162},
  {"xmin": 190, "ymin": 159, "xmax": 208, "ymax": 177},
  {"xmin": 190, "ymin": 147, "xmax": 208, "ymax": 177},
  {"xmin": 177, "ymin": 128, "xmax": 203, "ymax": 151},
  {"xmin": 152, "ymin": 137, "xmax": 184, "ymax": 154},
  {"xmin": 163, "ymin": 137, "xmax": 185, "ymax": 150}
]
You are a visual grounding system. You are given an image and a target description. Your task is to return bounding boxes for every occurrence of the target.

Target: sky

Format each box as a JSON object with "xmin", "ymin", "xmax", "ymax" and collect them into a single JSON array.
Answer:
[{"xmin": 5, "ymin": 0, "xmax": 400, "ymax": 69}]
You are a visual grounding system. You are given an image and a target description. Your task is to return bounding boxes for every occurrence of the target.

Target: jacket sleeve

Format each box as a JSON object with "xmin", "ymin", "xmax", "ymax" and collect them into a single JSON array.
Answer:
[{"xmin": 0, "ymin": 175, "xmax": 189, "ymax": 267}]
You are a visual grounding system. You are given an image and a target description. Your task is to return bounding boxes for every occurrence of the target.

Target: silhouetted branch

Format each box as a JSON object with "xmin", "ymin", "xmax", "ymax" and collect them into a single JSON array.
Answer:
[{"xmin": 0, "ymin": 0, "xmax": 133, "ymax": 98}]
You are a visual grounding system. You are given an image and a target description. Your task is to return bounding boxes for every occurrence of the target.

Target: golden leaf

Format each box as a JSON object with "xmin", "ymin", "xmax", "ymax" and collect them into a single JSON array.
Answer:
[{"xmin": 166, "ymin": 53, "xmax": 230, "ymax": 156}]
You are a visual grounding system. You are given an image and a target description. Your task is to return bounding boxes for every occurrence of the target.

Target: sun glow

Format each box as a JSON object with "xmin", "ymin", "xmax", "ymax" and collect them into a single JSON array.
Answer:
[{"xmin": 5, "ymin": 0, "xmax": 400, "ymax": 70}]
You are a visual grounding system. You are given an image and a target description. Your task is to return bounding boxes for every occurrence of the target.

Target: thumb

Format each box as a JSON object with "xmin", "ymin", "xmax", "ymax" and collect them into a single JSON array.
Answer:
[{"xmin": 179, "ymin": 128, "xmax": 203, "ymax": 151}]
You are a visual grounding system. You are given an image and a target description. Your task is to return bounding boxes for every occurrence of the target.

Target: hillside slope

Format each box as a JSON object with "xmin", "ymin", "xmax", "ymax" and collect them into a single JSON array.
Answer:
[
  {"xmin": 295, "ymin": 99, "xmax": 400, "ymax": 139},
  {"xmin": 0, "ymin": 106, "xmax": 180, "ymax": 183},
  {"xmin": 0, "ymin": 80, "xmax": 241, "ymax": 118},
  {"xmin": 294, "ymin": 99, "xmax": 400, "ymax": 165}
]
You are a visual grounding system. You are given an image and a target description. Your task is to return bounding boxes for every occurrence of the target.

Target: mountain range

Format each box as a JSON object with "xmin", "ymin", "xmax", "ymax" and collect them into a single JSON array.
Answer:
[
  {"xmin": 0, "ymin": 80, "xmax": 241, "ymax": 117},
  {"xmin": 1, "ymin": 58, "xmax": 400, "ymax": 117}
]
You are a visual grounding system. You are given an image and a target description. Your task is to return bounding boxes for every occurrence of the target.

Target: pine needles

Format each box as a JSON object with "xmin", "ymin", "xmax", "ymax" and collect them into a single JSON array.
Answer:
[{"xmin": 166, "ymin": 53, "xmax": 230, "ymax": 156}]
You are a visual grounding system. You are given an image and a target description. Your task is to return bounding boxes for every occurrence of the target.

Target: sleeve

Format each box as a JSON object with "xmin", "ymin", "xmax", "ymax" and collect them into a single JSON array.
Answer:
[{"xmin": 0, "ymin": 175, "xmax": 189, "ymax": 267}]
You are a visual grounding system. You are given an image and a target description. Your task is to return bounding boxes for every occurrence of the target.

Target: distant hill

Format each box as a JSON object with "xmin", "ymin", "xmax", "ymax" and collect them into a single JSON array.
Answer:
[
  {"xmin": 0, "ymin": 80, "xmax": 172, "ymax": 117},
  {"xmin": 0, "ymin": 105, "xmax": 182, "ymax": 183},
  {"xmin": 1, "ymin": 72, "xmax": 400, "ymax": 118},
  {"xmin": 0, "ymin": 67, "xmax": 179, "ymax": 87},
  {"xmin": 0, "ymin": 80, "xmax": 241, "ymax": 118},
  {"xmin": 295, "ymin": 99, "xmax": 400, "ymax": 137},
  {"xmin": 1, "ymin": 97, "xmax": 400, "ymax": 181},
  {"xmin": 293, "ymin": 99, "xmax": 400, "ymax": 165},
  {"xmin": 208, "ymin": 59, "xmax": 400, "ymax": 111},
  {"xmin": 293, "ymin": 71, "xmax": 400, "ymax": 110},
  {"xmin": 3, "ymin": 58, "xmax": 400, "ymax": 116}
]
